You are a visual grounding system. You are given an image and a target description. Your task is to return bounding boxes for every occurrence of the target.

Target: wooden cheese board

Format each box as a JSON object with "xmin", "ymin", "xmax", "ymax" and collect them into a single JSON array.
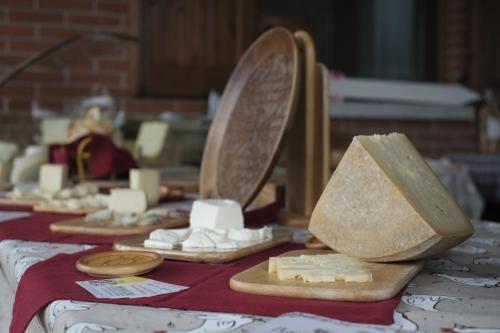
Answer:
[
  {"xmin": 200, "ymin": 27, "xmax": 300, "ymax": 208},
  {"xmin": 113, "ymin": 229, "xmax": 293, "ymax": 263},
  {"xmin": 33, "ymin": 204, "xmax": 104, "ymax": 215},
  {"xmin": 0, "ymin": 183, "xmax": 13, "ymax": 191},
  {"xmin": 229, "ymin": 249, "xmax": 424, "ymax": 302},
  {"xmin": 0, "ymin": 197, "xmax": 42, "ymax": 207},
  {"xmin": 50, "ymin": 215, "xmax": 189, "ymax": 236},
  {"xmin": 76, "ymin": 250, "xmax": 163, "ymax": 278}
]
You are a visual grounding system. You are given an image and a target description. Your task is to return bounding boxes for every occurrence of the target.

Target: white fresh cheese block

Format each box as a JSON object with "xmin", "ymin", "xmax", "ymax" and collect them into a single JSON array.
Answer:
[
  {"xmin": 129, "ymin": 168, "xmax": 160, "ymax": 205},
  {"xmin": 182, "ymin": 231, "xmax": 216, "ymax": 248},
  {"xmin": 268, "ymin": 254, "xmax": 372, "ymax": 283},
  {"xmin": 144, "ymin": 226, "xmax": 270, "ymax": 250},
  {"xmin": 39, "ymin": 164, "xmax": 68, "ymax": 193},
  {"xmin": 109, "ymin": 189, "xmax": 147, "ymax": 214},
  {"xmin": 144, "ymin": 239, "xmax": 174, "ymax": 249},
  {"xmin": 309, "ymin": 133, "xmax": 474, "ymax": 262},
  {"xmin": 189, "ymin": 199, "xmax": 244, "ymax": 230}
]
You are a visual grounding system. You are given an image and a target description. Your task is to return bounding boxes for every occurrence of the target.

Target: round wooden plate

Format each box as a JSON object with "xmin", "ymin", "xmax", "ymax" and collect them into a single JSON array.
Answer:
[
  {"xmin": 76, "ymin": 250, "xmax": 163, "ymax": 278},
  {"xmin": 200, "ymin": 27, "xmax": 299, "ymax": 208}
]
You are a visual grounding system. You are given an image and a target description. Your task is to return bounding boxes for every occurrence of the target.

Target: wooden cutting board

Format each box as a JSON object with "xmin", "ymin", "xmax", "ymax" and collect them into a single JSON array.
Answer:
[
  {"xmin": 230, "ymin": 249, "xmax": 423, "ymax": 302},
  {"xmin": 33, "ymin": 204, "xmax": 104, "ymax": 214},
  {"xmin": 200, "ymin": 27, "xmax": 300, "ymax": 208},
  {"xmin": 113, "ymin": 229, "xmax": 292, "ymax": 263},
  {"xmin": 76, "ymin": 250, "xmax": 163, "ymax": 278},
  {"xmin": 0, "ymin": 183, "xmax": 13, "ymax": 191},
  {"xmin": 50, "ymin": 216, "xmax": 188, "ymax": 236},
  {"xmin": 0, "ymin": 197, "xmax": 41, "ymax": 207}
]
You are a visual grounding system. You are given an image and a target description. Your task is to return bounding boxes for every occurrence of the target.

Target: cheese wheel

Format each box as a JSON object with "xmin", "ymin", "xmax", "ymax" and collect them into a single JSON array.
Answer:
[{"xmin": 309, "ymin": 133, "xmax": 474, "ymax": 262}]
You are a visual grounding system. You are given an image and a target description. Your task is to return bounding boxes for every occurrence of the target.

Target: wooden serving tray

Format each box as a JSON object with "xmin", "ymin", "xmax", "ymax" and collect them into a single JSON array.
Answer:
[
  {"xmin": 50, "ymin": 216, "xmax": 188, "ymax": 236},
  {"xmin": 76, "ymin": 250, "xmax": 163, "ymax": 278},
  {"xmin": 230, "ymin": 249, "xmax": 423, "ymax": 302},
  {"xmin": 200, "ymin": 27, "xmax": 299, "ymax": 208},
  {"xmin": 0, "ymin": 197, "xmax": 42, "ymax": 207},
  {"xmin": 113, "ymin": 229, "xmax": 292, "ymax": 263},
  {"xmin": 33, "ymin": 204, "xmax": 104, "ymax": 214}
]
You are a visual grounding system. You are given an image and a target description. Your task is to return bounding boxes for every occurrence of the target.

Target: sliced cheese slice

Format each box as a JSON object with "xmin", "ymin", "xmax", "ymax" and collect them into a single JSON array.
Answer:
[
  {"xmin": 269, "ymin": 254, "xmax": 372, "ymax": 283},
  {"xmin": 309, "ymin": 133, "xmax": 474, "ymax": 262}
]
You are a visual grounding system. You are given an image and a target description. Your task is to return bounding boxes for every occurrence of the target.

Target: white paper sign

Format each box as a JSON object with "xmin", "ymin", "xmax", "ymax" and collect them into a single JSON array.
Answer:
[
  {"xmin": 76, "ymin": 277, "xmax": 188, "ymax": 299},
  {"xmin": 249, "ymin": 312, "xmax": 405, "ymax": 333},
  {"xmin": 0, "ymin": 211, "xmax": 31, "ymax": 223}
]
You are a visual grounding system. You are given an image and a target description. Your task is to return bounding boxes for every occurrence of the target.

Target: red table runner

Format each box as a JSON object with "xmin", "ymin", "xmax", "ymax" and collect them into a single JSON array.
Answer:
[
  {"xmin": 0, "ymin": 204, "xmax": 133, "ymax": 244},
  {"xmin": 11, "ymin": 243, "xmax": 403, "ymax": 333},
  {"xmin": 0, "ymin": 201, "xmax": 280, "ymax": 245}
]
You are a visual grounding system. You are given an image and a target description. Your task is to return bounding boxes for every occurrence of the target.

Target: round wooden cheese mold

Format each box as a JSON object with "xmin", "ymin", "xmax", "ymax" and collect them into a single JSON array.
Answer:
[
  {"xmin": 200, "ymin": 27, "xmax": 300, "ymax": 208},
  {"xmin": 76, "ymin": 250, "xmax": 163, "ymax": 278}
]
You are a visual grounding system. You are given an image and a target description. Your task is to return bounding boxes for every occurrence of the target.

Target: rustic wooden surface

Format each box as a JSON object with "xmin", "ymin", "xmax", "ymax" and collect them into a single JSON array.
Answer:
[
  {"xmin": 200, "ymin": 27, "xmax": 299, "ymax": 208},
  {"xmin": 33, "ymin": 204, "xmax": 103, "ymax": 215},
  {"xmin": 50, "ymin": 216, "xmax": 188, "ymax": 236},
  {"xmin": 230, "ymin": 249, "xmax": 424, "ymax": 302},
  {"xmin": 113, "ymin": 229, "xmax": 292, "ymax": 263},
  {"xmin": 280, "ymin": 32, "xmax": 330, "ymax": 227},
  {"xmin": 0, "ymin": 198, "xmax": 40, "ymax": 207},
  {"xmin": 0, "ymin": 183, "xmax": 13, "ymax": 191},
  {"xmin": 76, "ymin": 250, "xmax": 163, "ymax": 278}
]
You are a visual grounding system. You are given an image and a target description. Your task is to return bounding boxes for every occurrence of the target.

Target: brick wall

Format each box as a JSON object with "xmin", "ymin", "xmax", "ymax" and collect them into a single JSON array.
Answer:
[
  {"xmin": 0, "ymin": 0, "xmax": 206, "ymax": 146},
  {"xmin": 0, "ymin": 1, "xmax": 478, "ymax": 159},
  {"xmin": 331, "ymin": 118, "xmax": 478, "ymax": 158}
]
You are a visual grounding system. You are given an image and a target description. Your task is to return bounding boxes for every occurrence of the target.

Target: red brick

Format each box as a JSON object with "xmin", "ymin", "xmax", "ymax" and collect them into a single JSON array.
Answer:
[
  {"xmin": 39, "ymin": 27, "xmax": 82, "ymax": 39},
  {"xmin": 38, "ymin": 0, "xmax": 93, "ymax": 11},
  {"xmin": 9, "ymin": 40, "xmax": 57, "ymax": 53},
  {"xmin": 97, "ymin": 2, "xmax": 128, "ymax": 13},
  {"xmin": 39, "ymin": 86, "xmax": 91, "ymax": 97},
  {"xmin": 7, "ymin": 97, "xmax": 31, "ymax": 110},
  {"xmin": 9, "ymin": 10, "xmax": 64, "ymax": 23},
  {"xmin": 66, "ymin": 60, "xmax": 94, "ymax": 71},
  {"xmin": 0, "ymin": 85, "xmax": 35, "ymax": 97},
  {"xmin": 0, "ymin": 113, "xmax": 33, "ymax": 124},
  {"xmin": 176, "ymin": 99, "xmax": 206, "ymax": 115},
  {"xmin": 0, "ymin": 24, "xmax": 34, "ymax": 37},
  {"xmin": 97, "ymin": 59, "xmax": 129, "ymax": 71},
  {"xmin": 16, "ymin": 70, "xmax": 64, "ymax": 83},
  {"xmin": 106, "ymin": 87, "xmax": 130, "ymax": 97},
  {"xmin": 0, "ymin": 0, "xmax": 33, "ymax": 8},
  {"xmin": 68, "ymin": 14, "xmax": 121, "ymax": 27},
  {"xmin": 0, "ymin": 54, "xmax": 29, "ymax": 66},
  {"xmin": 125, "ymin": 98, "xmax": 176, "ymax": 114},
  {"xmin": 68, "ymin": 72, "xmax": 122, "ymax": 86}
]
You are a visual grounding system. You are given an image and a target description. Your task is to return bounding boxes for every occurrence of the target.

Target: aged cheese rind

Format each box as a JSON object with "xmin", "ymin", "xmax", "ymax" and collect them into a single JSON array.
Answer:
[{"xmin": 309, "ymin": 133, "xmax": 473, "ymax": 262}]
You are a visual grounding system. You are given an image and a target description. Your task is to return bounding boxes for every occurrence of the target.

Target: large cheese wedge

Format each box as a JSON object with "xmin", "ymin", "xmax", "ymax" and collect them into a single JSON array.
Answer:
[
  {"xmin": 109, "ymin": 189, "xmax": 147, "ymax": 214},
  {"xmin": 39, "ymin": 164, "xmax": 68, "ymax": 192},
  {"xmin": 129, "ymin": 168, "xmax": 160, "ymax": 205},
  {"xmin": 309, "ymin": 133, "xmax": 473, "ymax": 262}
]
